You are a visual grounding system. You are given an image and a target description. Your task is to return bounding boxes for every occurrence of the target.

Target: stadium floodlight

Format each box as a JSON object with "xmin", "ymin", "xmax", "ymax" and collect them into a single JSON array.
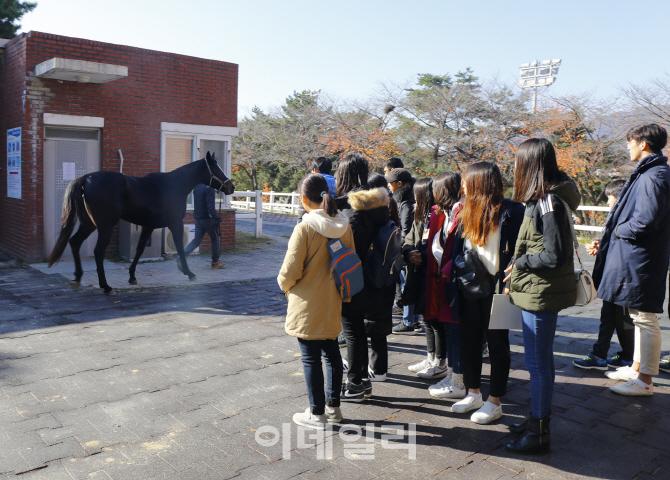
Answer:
[{"xmin": 518, "ymin": 58, "xmax": 562, "ymax": 112}]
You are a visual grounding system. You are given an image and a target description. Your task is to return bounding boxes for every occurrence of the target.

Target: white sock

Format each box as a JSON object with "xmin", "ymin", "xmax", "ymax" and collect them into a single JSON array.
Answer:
[
  {"xmin": 635, "ymin": 378, "xmax": 651, "ymax": 388},
  {"xmin": 468, "ymin": 392, "xmax": 482, "ymax": 400},
  {"xmin": 485, "ymin": 400, "xmax": 500, "ymax": 408}
]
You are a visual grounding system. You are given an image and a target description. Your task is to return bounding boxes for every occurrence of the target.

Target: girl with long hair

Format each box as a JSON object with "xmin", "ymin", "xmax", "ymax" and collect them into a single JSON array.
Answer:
[
  {"xmin": 423, "ymin": 172, "xmax": 468, "ymax": 399},
  {"xmin": 278, "ymin": 173, "xmax": 355, "ymax": 429},
  {"xmin": 400, "ymin": 177, "xmax": 434, "ymax": 361},
  {"xmin": 504, "ymin": 139, "xmax": 580, "ymax": 453},
  {"xmin": 335, "ymin": 154, "xmax": 394, "ymax": 400},
  {"xmin": 450, "ymin": 162, "xmax": 524, "ymax": 425}
]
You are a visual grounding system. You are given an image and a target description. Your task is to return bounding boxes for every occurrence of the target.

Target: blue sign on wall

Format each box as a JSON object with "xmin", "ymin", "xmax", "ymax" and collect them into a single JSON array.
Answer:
[{"xmin": 7, "ymin": 127, "xmax": 21, "ymax": 199}]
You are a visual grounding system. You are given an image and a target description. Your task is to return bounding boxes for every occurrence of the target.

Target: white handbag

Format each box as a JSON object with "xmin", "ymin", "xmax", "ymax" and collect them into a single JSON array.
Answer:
[{"xmin": 559, "ymin": 198, "xmax": 598, "ymax": 306}]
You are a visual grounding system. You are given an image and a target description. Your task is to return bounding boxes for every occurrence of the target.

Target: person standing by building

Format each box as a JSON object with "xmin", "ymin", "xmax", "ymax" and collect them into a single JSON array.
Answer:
[
  {"xmin": 590, "ymin": 124, "xmax": 670, "ymax": 396},
  {"xmin": 178, "ymin": 184, "xmax": 225, "ymax": 270}
]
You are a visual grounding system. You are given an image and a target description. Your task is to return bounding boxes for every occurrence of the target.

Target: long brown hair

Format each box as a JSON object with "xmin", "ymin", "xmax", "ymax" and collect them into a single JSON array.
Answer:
[
  {"xmin": 432, "ymin": 172, "xmax": 462, "ymax": 212},
  {"xmin": 460, "ymin": 162, "xmax": 503, "ymax": 246},
  {"xmin": 413, "ymin": 178, "xmax": 435, "ymax": 222},
  {"xmin": 513, "ymin": 138, "xmax": 563, "ymax": 202}
]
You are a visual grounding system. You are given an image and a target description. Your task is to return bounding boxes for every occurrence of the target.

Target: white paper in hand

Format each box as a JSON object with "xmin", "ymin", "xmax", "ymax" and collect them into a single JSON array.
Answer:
[{"xmin": 489, "ymin": 294, "xmax": 522, "ymax": 330}]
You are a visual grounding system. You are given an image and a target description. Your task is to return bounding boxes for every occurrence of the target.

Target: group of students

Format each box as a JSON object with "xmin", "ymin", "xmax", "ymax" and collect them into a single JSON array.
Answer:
[{"xmin": 277, "ymin": 123, "xmax": 670, "ymax": 456}]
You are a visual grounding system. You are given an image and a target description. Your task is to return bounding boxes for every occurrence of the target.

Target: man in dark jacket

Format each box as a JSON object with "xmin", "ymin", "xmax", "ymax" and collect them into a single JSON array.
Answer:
[
  {"xmin": 592, "ymin": 124, "xmax": 670, "ymax": 396},
  {"xmin": 385, "ymin": 168, "xmax": 421, "ymax": 334},
  {"xmin": 179, "ymin": 184, "xmax": 224, "ymax": 270}
]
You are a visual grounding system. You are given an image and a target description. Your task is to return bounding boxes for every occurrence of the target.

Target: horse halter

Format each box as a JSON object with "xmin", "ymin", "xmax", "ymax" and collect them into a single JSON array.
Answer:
[{"xmin": 205, "ymin": 159, "xmax": 228, "ymax": 193}]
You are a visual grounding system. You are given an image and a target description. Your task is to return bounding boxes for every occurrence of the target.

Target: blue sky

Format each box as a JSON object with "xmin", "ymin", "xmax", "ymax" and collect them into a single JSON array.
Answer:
[{"xmin": 19, "ymin": 0, "xmax": 670, "ymax": 117}]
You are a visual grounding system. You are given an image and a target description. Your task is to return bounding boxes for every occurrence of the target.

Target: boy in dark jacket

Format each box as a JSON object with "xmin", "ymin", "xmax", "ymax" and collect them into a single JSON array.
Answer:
[
  {"xmin": 386, "ymin": 168, "xmax": 421, "ymax": 334},
  {"xmin": 592, "ymin": 124, "xmax": 670, "ymax": 396},
  {"xmin": 573, "ymin": 180, "xmax": 634, "ymax": 371}
]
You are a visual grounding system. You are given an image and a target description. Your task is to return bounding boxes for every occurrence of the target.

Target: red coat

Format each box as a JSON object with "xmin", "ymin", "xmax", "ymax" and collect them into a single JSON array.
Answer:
[{"xmin": 424, "ymin": 204, "xmax": 462, "ymax": 323}]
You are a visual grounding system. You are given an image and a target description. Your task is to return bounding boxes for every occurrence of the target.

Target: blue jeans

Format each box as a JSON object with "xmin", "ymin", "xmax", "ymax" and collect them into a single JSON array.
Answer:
[
  {"xmin": 400, "ymin": 269, "xmax": 417, "ymax": 326},
  {"xmin": 521, "ymin": 310, "xmax": 558, "ymax": 418},
  {"xmin": 444, "ymin": 322, "xmax": 462, "ymax": 374},
  {"xmin": 297, "ymin": 338, "xmax": 342, "ymax": 415}
]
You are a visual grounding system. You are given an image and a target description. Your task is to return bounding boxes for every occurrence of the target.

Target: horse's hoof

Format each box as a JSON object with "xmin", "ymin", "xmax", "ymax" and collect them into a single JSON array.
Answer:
[
  {"xmin": 129, "ymin": 279, "xmax": 138, "ymax": 285},
  {"xmin": 189, "ymin": 275, "xmax": 198, "ymax": 282},
  {"xmin": 105, "ymin": 289, "xmax": 116, "ymax": 296},
  {"xmin": 71, "ymin": 281, "xmax": 81, "ymax": 291}
]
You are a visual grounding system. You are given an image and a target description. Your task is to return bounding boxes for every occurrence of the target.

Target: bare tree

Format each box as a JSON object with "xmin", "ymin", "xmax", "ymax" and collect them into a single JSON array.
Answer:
[{"xmin": 619, "ymin": 74, "xmax": 670, "ymax": 125}]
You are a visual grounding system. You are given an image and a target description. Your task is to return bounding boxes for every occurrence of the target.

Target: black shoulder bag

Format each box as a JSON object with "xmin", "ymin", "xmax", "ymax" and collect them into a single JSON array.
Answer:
[{"xmin": 454, "ymin": 249, "xmax": 495, "ymax": 300}]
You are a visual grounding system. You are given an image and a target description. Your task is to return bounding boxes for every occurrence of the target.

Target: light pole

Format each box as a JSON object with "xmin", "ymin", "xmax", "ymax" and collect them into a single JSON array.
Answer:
[{"xmin": 519, "ymin": 59, "xmax": 561, "ymax": 112}]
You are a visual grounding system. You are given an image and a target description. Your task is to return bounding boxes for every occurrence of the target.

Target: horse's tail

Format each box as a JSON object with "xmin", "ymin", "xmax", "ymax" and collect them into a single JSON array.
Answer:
[{"xmin": 48, "ymin": 176, "xmax": 86, "ymax": 266}]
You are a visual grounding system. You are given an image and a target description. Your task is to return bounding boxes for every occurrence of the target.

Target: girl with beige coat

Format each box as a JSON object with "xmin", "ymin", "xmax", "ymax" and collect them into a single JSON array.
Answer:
[{"xmin": 278, "ymin": 173, "xmax": 355, "ymax": 430}]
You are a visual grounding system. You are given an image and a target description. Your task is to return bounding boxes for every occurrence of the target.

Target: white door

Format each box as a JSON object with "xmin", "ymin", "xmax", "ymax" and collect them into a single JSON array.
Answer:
[{"xmin": 44, "ymin": 127, "xmax": 101, "ymax": 259}]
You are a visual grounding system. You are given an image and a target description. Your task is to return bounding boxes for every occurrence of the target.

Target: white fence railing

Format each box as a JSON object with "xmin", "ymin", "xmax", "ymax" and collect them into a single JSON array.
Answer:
[
  {"xmin": 575, "ymin": 205, "xmax": 610, "ymax": 233},
  {"xmin": 231, "ymin": 191, "xmax": 302, "ymax": 215},
  {"xmin": 230, "ymin": 190, "xmax": 611, "ymax": 235},
  {"xmin": 231, "ymin": 190, "xmax": 262, "ymax": 237}
]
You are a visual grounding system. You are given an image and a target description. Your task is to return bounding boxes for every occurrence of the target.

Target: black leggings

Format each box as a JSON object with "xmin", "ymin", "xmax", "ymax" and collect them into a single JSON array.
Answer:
[
  {"xmin": 425, "ymin": 318, "xmax": 447, "ymax": 361},
  {"xmin": 459, "ymin": 293, "xmax": 511, "ymax": 397}
]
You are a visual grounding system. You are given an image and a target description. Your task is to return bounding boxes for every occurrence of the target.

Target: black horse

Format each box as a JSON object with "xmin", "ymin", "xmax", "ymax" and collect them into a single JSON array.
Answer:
[{"xmin": 48, "ymin": 152, "xmax": 234, "ymax": 295}]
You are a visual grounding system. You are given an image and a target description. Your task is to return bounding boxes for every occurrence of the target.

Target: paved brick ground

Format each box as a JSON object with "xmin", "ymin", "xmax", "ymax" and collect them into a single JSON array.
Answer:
[{"xmin": 1, "ymin": 225, "xmax": 670, "ymax": 479}]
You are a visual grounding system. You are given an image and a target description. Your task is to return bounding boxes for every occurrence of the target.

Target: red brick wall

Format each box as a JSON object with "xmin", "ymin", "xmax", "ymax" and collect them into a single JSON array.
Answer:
[{"xmin": 0, "ymin": 31, "xmax": 238, "ymax": 262}]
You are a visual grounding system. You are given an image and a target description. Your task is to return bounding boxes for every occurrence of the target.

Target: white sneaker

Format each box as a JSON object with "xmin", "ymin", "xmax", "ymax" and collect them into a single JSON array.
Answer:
[
  {"xmin": 610, "ymin": 379, "xmax": 653, "ymax": 396},
  {"xmin": 605, "ymin": 365, "xmax": 637, "ymax": 381},
  {"xmin": 470, "ymin": 401, "xmax": 503, "ymax": 424},
  {"xmin": 452, "ymin": 393, "xmax": 484, "ymax": 413},
  {"xmin": 430, "ymin": 373, "xmax": 466, "ymax": 399},
  {"xmin": 368, "ymin": 365, "xmax": 386, "ymax": 382},
  {"xmin": 293, "ymin": 408, "xmax": 326, "ymax": 429},
  {"xmin": 342, "ymin": 358, "xmax": 349, "ymax": 373},
  {"xmin": 417, "ymin": 364, "xmax": 449, "ymax": 379},
  {"xmin": 428, "ymin": 372, "xmax": 453, "ymax": 393},
  {"xmin": 324, "ymin": 406, "xmax": 343, "ymax": 423},
  {"xmin": 408, "ymin": 355, "xmax": 434, "ymax": 373}
]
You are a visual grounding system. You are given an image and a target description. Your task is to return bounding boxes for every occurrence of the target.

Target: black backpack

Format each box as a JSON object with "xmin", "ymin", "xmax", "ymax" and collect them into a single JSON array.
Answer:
[{"xmin": 363, "ymin": 221, "xmax": 403, "ymax": 288}]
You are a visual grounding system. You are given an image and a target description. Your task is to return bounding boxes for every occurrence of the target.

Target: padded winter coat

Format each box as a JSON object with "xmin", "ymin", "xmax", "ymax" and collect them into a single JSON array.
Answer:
[
  {"xmin": 592, "ymin": 153, "xmax": 670, "ymax": 313},
  {"xmin": 278, "ymin": 210, "xmax": 355, "ymax": 340},
  {"xmin": 509, "ymin": 180, "xmax": 580, "ymax": 312},
  {"xmin": 336, "ymin": 187, "xmax": 393, "ymax": 320}
]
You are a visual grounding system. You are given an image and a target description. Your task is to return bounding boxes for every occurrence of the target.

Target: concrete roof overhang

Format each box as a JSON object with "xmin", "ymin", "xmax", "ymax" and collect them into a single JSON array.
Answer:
[{"xmin": 35, "ymin": 58, "xmax": 128, "ymax": 84}]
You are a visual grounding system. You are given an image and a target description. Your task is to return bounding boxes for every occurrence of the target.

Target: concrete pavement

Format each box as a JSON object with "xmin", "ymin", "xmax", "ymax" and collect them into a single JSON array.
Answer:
[{"xmin": 1, "ymin": 222, "xmax": 670, "ymax": 479}]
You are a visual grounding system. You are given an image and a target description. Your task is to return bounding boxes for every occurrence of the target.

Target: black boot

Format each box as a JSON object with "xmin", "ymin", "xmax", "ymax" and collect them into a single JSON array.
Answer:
[
  {"xmin": 508, "ymin": 415, "xmax": 530, "ymax": 435},
  {"xmin": 505, "ymin": 416, "xmax": 550, "ymax": 454}
]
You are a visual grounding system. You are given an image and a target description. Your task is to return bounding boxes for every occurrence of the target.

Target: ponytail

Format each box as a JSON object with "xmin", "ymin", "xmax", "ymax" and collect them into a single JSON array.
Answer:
[
  {"xmin": 320, "ymin": 192, "xmax": 338, "ymax": 217},
  {"xmin": 301, "ymin": 173, "xmax": 339, "ymax": 218}
]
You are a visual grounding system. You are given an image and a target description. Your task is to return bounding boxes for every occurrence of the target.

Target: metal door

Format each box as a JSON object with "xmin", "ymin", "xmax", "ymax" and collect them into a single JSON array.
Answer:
[{"xmin": 44, "ymin": 128, "xmax": 101, "ymax": 259}]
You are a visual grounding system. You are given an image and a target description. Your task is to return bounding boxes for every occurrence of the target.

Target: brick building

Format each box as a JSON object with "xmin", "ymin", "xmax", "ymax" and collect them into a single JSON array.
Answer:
[{"xmin": 0, "ymin": 31, "xmax": 238, "ymax": 263}]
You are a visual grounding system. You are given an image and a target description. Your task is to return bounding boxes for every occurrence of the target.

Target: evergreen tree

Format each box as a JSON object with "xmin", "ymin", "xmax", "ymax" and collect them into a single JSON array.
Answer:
[{"xmin": 0, "ymin": 0, "xmax": 37, "ymax": 38}]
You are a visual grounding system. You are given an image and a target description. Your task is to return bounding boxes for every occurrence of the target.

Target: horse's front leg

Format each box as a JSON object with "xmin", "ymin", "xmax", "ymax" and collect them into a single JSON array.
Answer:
[
  {"xmin": 93, "ymin": 226, "xmax": 115, "ymax": 295},
  {"xmin": 68, "ymin": 221, "xmax": 96, "ymax": 290},
  {"xmin": 128, "ymin": 227, "xmax": 154, "ymax": 285},
  {"xmin": 169, "ymin": 224, "xmax": 197, "ymax": 281}
]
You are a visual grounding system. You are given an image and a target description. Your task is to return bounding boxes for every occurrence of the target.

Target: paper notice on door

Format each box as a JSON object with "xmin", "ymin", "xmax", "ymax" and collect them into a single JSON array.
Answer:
[{"xmin": 62, "ymin": 162, "xmax": 76, "ymax": 181}]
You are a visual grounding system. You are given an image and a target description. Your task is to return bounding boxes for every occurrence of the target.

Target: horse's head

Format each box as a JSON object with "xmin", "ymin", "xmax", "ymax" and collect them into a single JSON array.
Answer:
[{"xmin": 204, "ymin": 151, "xmax": 235, "ymax": 195}]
